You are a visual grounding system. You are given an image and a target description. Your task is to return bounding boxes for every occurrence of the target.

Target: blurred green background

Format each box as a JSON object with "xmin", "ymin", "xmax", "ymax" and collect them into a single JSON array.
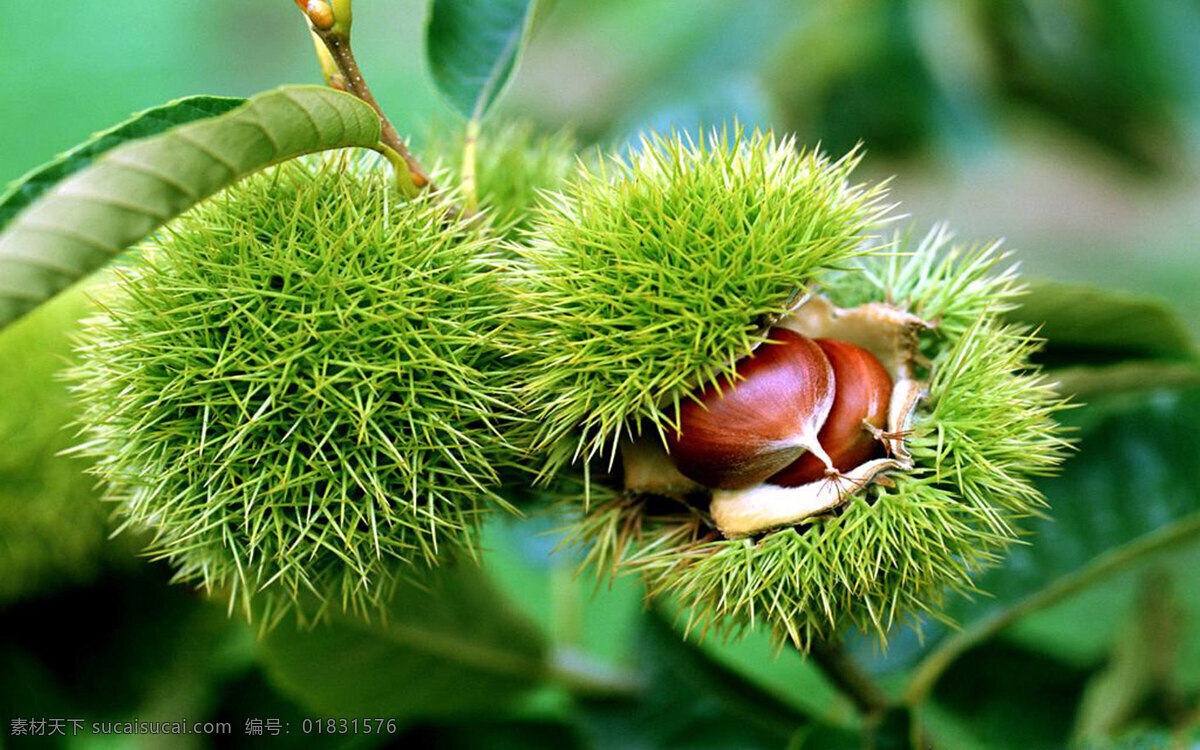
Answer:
[{"xmin": 3, "ymin": 1, "xmax": 1200, "ymax": 748}]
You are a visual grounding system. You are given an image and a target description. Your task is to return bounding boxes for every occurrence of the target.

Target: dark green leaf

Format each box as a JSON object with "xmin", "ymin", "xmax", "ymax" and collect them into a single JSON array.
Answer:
[
  {"xmin": 0, "ymin": 85, "xmax": 382, "ymax": 330},
  {"xmin": 0, "ymin": 95, "xmax": 244, "ymax": 233},
  {"xmin": 675, "ymin": 614, "xmax": 856, "ymax": 726},
  {"xmin": 260, "ymin": 561, "xmax": 548, "ymax": 721},
  {"xmin": 1072, "ymin": 571, "xmax": 1182, "ymax": 744},
  {"xmin": 578, "ymin": 609, "xmax": 809, "ymax": 750},
  {"xmin": 0, "ymin": 566, "xmax": 250, "ymax": 722},
  {"xmin": 211, "ymin": 670, "xmax": 390, "ymax": 750},
  {"xmin": 1005, "ymin": 541, "xmax": 1200, "ymax": 695},
  {"xmin": 903, "ymin": 387, "xmax": 1200, "ymax": 703},
  {"xmin": 398, "ymin": 719, "xmax": 584, "ymax": 750},
  {"xmin": 1006, "ymin": 280, "xmax": 1197, "ymax": 368},
  {"xmin": 426, "ymin": 0, "xmax": 543, "ymax": 120},
  {"xmin": 920, "ymin": 642, "xmax": 1090, "ymax": 750}
]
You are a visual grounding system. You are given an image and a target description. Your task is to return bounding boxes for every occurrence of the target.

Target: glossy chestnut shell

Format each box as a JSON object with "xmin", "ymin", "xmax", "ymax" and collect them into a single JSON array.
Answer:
[
  {"xmin": 666, "ymin": 328, "xmax": 834, "ymax": 489},
  {"xmin": 768, "ymin": 338, "xmax": 892, "ymax": 487}
]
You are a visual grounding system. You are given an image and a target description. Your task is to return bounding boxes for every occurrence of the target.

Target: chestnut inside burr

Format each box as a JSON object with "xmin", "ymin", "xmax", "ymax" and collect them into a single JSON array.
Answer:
[
  {"xmin": 767, "ymin": 338, "xmax": 893, "ymax": 487},
  {"xmin": 665, "ymin": 328, "xmax": 835, "ymax": 489}
]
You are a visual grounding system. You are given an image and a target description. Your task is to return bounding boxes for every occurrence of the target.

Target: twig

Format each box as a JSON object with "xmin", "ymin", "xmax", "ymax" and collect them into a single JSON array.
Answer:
[
  {"xmin": 316, "ymin": 34, "xmax": 431, "ymax": 189},
  {"xmin": 297, "ymin": 0, "xmax": 434, "ymax": 192}
]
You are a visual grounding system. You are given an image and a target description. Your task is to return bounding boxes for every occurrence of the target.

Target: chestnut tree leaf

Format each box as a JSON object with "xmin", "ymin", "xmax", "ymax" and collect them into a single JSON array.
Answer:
[
  {"xmin": 0, "ymin": 95, "xmax": 244, "ymax": 233},
  {"xmin": 917, "ymin": 642, "xmax": 1090, "ymax": 750},
  {"xmin": 662, "ymin": 612, "xmax": 857, "ymax": 727},
  {"xmin": 1006, "ymin": 280, "xmax": 1197, "ymax": 367},
  {"xmin": 578, "ymin": 609, "xmax": 812, "ymax": 750},
  {"xmin": 0, "ymin": 85, "xmax": 382, "ymax": 330},
  {"xmin": 0, "ymin": 567, "xmax": 250, "ymax": 723},
  {"xmin": 259, "ymin": 561, "xmax": 549, "ymax": 721},
  {"xmin": 898, "ymin": 387, "xmax": 1200, "ymax": 705},
  {"xmin": 481, "ymin": 514, "xmax": 643, "ymax": 669},
  {"xmin": 425, "ymin": 0, "xmax": 545, "ymax": 120},
  {"xmin": 1048, "ymin": 360, "xmax": 1200, "ymax": 399},
  {"xmin": 1003, "ymin": 541, "xmax": 1200, "ymax": 695}
]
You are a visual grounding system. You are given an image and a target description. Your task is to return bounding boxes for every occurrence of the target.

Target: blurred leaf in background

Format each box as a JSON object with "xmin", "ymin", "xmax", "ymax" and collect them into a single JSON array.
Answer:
[
  {"xmin": 766, "ymin": 0, "xmax": 1200, "ymax": 172},
  {"xmin": 259, "ymin": 559, "xmax": 549, "ymax": 723},
  {"xmin": 0, "ymin": 283, "xmax": 127, "ymax": 604}
]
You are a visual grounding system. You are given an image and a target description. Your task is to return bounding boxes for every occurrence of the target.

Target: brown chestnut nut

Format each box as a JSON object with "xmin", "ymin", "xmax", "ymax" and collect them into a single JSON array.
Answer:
[
  {"xmin": 666, "ymin": 328, "xmax": 835, "ymax": 489},
  {"xmin": 768, "ymin": 338, "xmax": 892, "ymax": 487}
]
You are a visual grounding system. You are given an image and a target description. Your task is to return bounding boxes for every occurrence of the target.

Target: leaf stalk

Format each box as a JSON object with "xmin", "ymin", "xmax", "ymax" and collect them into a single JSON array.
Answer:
[{"xmin": 461, "ymin": 119, "xmax": 481, "ymax": 213}]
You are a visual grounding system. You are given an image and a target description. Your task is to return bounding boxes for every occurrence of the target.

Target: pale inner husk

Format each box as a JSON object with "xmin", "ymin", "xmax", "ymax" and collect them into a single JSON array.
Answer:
[{"xmin": 623, "ymin": 293, "xmax": 931, "ymax": 538}]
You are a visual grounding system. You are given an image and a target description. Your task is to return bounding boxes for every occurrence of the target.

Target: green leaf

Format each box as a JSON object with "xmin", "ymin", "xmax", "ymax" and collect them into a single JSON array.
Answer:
[
  {"xmin": 1071, "ymin": 571, "xmax": 1182, "ymax": 743},
  {"xmin": 1006, "ymin": 280, "xmax": 1197, "ymax": 367},
  {"xmin": 398, "ymin": 720, "xmax": 584, "ymax": 750},
  {"xmin": 577, "ymin": 609, "xmax": 809, "ymax": 750},
  {"xmin": 0, "ymin": 85, "xmax": 382, "ymax": 330},
  {"xmin": 1004, "ymin": 541, "xmax": 1200, "ymax": 696},
  {"xmin": 425, "ymin": 0, "xmax": 543, "ymax": 120},
  {"xmin": 481, "ymin": 513, "xmax": 642, "ymax": 669},
  {"xmin": 1049, "ymin": 361, "xmax": 1200, "ymax": 399},
  {"xmin": 665, "ymin": 613, "xmax": 857, "ymax": 727},
  {"xmin": 918, "ymin": 642, "xmax": 1090, "ymax": 750},
  {"xmin": 0, "ymin": 567, "xmax": 251, "ymax": 724},
  {"xmin": 903, "ymin": 387, "xmax": 1200, "ymax": 705},
  {"xmin": 259, "ymin": 561, "xmax": 548, "ymax": 721},
  {"xmin": 210, "ymin": 669, "xmax": 391, "ymax": 750},
  {"xmin": 0, "ymin": 95, "xmax": 244, "ymax": 233},
  {"xmin": 0, "ymin": 281, "xmax": 115, "ymax": 603}
]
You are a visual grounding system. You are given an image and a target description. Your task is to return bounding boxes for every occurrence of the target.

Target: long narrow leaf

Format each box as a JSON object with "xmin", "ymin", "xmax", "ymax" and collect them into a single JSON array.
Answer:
[
  {"xmin": 0, "ymin": 95, "xmax": 245, "ymax": 233},
  {"xmin": 0, "ymin": 85, "xmax": 382, "ymax": 329}
]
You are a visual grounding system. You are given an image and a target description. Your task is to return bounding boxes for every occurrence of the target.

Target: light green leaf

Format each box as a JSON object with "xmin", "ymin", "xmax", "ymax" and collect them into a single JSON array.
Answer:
[
  {"xmin": 903, "ymin": 387, "xmax": 1200, "ymax": 705},
  {"xmin": 1006, "ymin": 280, "xmax": 1197, "ymax": 366},
  {"xmin": 0, "ymin": 281, "xmax": 116, "ymax": 603},
  {"xmin": 260, "ymin": 561, "xmax": 548, "ymax": 720},
  {"xmin": 481, "ymin": 513, "xmax": 642, "ymax": 669},
  {"xmin": 425, "ymin": 0, "xmax": 544, "ymax": 120},
  {"xmin": 1049, "ymin": 360, "xmax": 1200, "ymax": 398},
  {"xmin": 0, "ymin": 85, "xmax": 382, "ymax": 330},
  {"xmin": 0, "ymin": 95, "xmax": 245, "ymax": 233}
]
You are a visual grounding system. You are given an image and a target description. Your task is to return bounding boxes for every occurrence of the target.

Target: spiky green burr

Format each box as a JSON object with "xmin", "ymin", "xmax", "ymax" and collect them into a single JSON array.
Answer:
[
  {"xmin": 595, "ymin": 232, "xmax": 1068, "ymax": 648},
  {"xmin": 510, "ymin": 129, "xmax": 892, "ymax": 469},
  {"xmin": 70, "ymin": 155, "xmax": 527, "ymax": 625},
  {"xmin": 511, "ymin": 126, "xmax": 1067, "ymax": 649}
]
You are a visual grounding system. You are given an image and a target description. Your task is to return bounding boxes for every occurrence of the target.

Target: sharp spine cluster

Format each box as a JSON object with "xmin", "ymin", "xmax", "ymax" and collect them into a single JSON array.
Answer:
[
  {"xmin": 511, "ymin": 126, "xmax": 1068, "ymax": 648},
  {"xmin": 507, "ymin": 128, "xmax": 892, "ymax": 471},
  {"xmin": 69, "ymin": 154, "xmax": 526, "ymax": 626}
]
